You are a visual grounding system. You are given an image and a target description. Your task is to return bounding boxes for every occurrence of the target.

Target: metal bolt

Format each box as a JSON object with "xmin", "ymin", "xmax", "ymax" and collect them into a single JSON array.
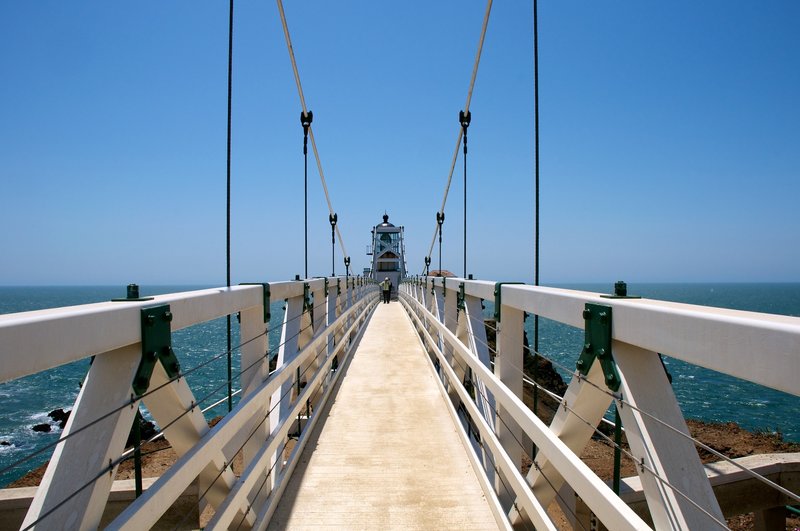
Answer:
[
  {"xmin": 163, "ymin": 311, "xmax": 173, "ymax": 322},
  {"xmin": 583, "ymin": 309, "xmax": 591, "ymax": 320},
  {"xmin": 150, "ymin": 351, "xmax": 158, "ymax": 360},
  {"xmin": 614, "ymin": 281, "xmax": 627, "ymax": 297},
  {"xmin": 598, "ymin": 348, "xmax": 605, "ymax": 357},
  {"xmin": 127, "ymin": 284, "xmax": 140, "ymax": 299},
  {"xmin": 599, "ymin": 312, "xmax": 608, "ymax": 324},
  {"xmin": 145, "ymin": 314, "xmax": 155, "ymax": 326},
  {"xmin": 584, "ymin": 343, "xmax": 592, "ymax": 352}
]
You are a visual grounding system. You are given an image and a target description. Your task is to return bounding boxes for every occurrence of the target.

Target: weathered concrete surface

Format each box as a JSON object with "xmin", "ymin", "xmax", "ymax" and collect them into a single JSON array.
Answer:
[{"xmin": 268, "ymin": 302, "xmax": 498, "ymax": 530}]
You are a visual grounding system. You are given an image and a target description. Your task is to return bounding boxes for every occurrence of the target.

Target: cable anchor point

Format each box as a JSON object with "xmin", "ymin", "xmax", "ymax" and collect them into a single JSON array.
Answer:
[
  {"xmin": 300, "ymin": 110, "xmax": 313, "ymax": 154},
  {"xmin": 459, "ymin": 110, "xmax": 472, "ymax": 153}
]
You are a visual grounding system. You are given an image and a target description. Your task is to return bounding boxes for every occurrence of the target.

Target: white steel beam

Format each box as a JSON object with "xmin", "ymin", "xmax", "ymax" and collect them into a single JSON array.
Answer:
[
  {"xmin": 501, "ymin": 284, "xmax": 800, "ymax": 396},
  {"xmin": 0, "ymin": 286, "xmax": 263, "ymax": 382},
  {"xmin": 144, "ymin": 363, "xmax": 254, "ymax": 527},
  {"xmin": 106, "ymin": 297, "xmax": 374, "ymax": 530},
  {"xmin": 509, "ymin": 358, "xmax": 612, "ymax": 525},
  {"xmin": 22, "ymin": 344, "xmax": 141, "ymax": 531},
  {"xmin": 404, "ymin": 295, "xmax": 650, "ymax": 530},
  {"xmin": 614, "ymin": 341, "xmax": 725, "ymax": 530},
  {"xmin": 495, "ymin": 302, "xmax": 525, "ymax": 509}
]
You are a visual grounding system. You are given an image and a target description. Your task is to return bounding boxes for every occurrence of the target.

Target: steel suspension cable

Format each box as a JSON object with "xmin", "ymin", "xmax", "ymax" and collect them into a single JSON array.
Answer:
[
  {"xmin": 276, "ymin": 0, "xmax": 348, "ymax": 265},
  {"xmin": 532, "ymin": 0, "xmax": 541, "ymax": 430},
  {"xmin": 226, "ymin": 0, "xmax": 235, "ymax": 412},
  {"xmin": 425, "ymin": 0, "xmax": 493, "ymax": 264}
]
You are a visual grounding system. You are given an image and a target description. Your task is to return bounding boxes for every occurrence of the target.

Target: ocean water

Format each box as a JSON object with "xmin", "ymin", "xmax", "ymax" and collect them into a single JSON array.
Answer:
[
  {"xmin": 0, "ymin": 285, "xmax": 286, "ymax": 487},
  {"xmin": 0, "ymin": 283, "xmax": 798, "ymax": 487}
]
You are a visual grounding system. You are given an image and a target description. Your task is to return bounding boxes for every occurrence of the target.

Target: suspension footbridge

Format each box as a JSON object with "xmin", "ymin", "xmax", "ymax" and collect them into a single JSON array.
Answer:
[
  {"xmin": 0, "ymin": 276, "xmax": 798, "ymax": 529},
  {"xmin": 1, "ymin": 1, "xmax": 799, "ymax": 530}
]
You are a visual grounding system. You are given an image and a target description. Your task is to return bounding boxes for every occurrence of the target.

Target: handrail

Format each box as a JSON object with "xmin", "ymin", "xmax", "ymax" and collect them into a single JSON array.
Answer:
[
  {"xmin": 399, "ymin": 276, "xmax": 800, "ymax": 530},
  {"xmin": 411, "ymin": 278, "xmax": 800, "ymax": 397},
  {"xmin": 110, "ymin": 291, "xmax": 378, "ymax": 529},
  {"xmin": 0, "ymin": 278, "xmax": 378, "ymax": 530},
  {"xmin": 399, "ymin": 291, "xmax": 649, "ymax": 530}
]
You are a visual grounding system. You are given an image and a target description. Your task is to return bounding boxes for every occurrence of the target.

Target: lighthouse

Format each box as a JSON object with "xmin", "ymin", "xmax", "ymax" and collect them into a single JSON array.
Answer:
[{"xmin": 369, "ymin": 213, "xmax": 406, "ymax": 297}]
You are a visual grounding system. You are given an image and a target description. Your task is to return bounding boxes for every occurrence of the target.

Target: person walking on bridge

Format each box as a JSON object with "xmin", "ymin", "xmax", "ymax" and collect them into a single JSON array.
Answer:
[{"xmin": 381, "ymin": 277, "xmax": 391, "ymax": 304}]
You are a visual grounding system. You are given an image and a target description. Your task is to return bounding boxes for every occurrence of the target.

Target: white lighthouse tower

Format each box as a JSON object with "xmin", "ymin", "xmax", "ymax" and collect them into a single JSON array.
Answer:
[{"xmin": 369, "ymin": 213, "xmax": 406, "ymax": 297}]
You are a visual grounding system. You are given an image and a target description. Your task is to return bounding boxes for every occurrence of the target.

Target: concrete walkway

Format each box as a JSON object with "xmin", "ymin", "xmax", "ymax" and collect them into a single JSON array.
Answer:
[{"xmin": 268, "ymin": 301, "xmax": 498, "ymax": 530}]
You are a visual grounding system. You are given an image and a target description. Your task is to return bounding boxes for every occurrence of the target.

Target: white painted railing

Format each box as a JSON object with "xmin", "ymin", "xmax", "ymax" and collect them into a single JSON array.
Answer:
[
  {"xmin": 0, "ymin": 277, "xmax": 378, "ymax": 530},
  {"xmin": 399, "ymin": 276, "xmax": 800, "ymax": 530}
]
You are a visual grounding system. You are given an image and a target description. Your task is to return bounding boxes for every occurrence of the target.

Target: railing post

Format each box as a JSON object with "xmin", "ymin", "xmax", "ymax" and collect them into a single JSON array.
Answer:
[
  {"xmin": 269, "ymin": 287, "xmax": 305, "ymax": 488},
  {"xmin": 239, "ymin": 287, "xmax": 270, "ymax": 469},
  {"xmin": 327, "ymin": 278, "xmax": 338, "ymax": 366},
  {"xmin": 494, "ymin": 288, "xmax": 524, "ymax": 509}
]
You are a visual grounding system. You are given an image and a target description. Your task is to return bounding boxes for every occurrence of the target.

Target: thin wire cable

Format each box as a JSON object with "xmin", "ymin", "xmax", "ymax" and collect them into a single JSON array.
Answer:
[
  {"xmin": 453, "ymin": 357, "xmax": 564, "ymax": 529},
  {"xmin": 23, "ymin": 365, "xmax": 265, "ymax": 530},
  {"xmin": 234, "ymin": 439, "xmax": 289, "ymax": 531},
  {"xmin": 0, "ymin": 294, "xmax": 327, "ymax": 480},
  {"xmin": 412, "ymin": 303, "xmax": 734, "ymax": 528},
  {"xmin": 0, "ymin": 329, "xmax": 266, "ymax": 479},
  {"xmin": 532, "ymin": 459, "xmax": 591, "ymax": 531},
  {"xmin": 120, "ymin": 387, "xmax": 244, "ymax": 461},
  {"xmin": 229, "ymin": 358, "xmax": 333, "ymax": 530},
  {"xmin": 26, "ymin": 318, "xmax": 326, "ymax": 531},
  {"xmin": 171, "ymin": 405, "xmax": 275, "ymax": 531},
  {"xmin": 466, "ymin": 339, "xmax": 727, "ymax": 530},
  {"xmin": 543, "ymin": 386, "xmax": 731, "ymax": 530},
  {"xmin": 477, "ymin": 372, "xmax": 586, "ymax": 530},
  {"xmin": 276, "ymin": 0, "xmax": 347, "ymax": 259},
  {"xmin": 15, "ymin": 295, "xmax": 370, "ymax": 528},
  {"xmin": 521, "ymin": 339, "xmax": 800, "ymax": 507},
  {"xmin": 426, "ymin": 0, "xmax": 494, "ymax": 262}
]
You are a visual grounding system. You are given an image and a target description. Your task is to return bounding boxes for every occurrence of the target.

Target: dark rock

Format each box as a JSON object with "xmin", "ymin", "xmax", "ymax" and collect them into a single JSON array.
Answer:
[
  {"xmin": 140, "ymin": 420, "xmax": 157, "ymax": 441},
  {"xmin": 32, "ymin": 423, "xmax": 51, "ymax": 433},
  {"xmin": 0, "ymin": 440, "xmax": 10, "ymax": 446},
  {"xmin": 125, "ymin": 417, "xmax": 158, "ymax": 448},
  {"xmin": 48, "ymin": 408, "xmax": 71, "ymax": 430}
]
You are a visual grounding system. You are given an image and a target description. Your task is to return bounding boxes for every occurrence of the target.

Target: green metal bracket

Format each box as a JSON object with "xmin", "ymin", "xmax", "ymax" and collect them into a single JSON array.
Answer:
[
  {"xmin": 240, "ymin": 283, "xmax": 271, "ymax": 323},
  {"xmin": 324, "ymin": 278, "xmax": 329, "ymax": 297},
  {"xmin": 133, "ymin": 304, "xmax": 180, "ymax": 397},
  {"xmin": 337, "ymin": 278, "xmax": 342, "ymax": 296},
  {"xmin": 576, "ymin": 303, "xmax": 621, "ymax": 392},
  {"xmin": 493, "ymin": 282, "xmax": 524, "ymax": 322},
  {"xmin": 457, "ymin": 282, "xmax": 465, "ymax": 312},
  {"xmin": 442, "ymin": 277, "xmax": 446, "ymax": 298}
]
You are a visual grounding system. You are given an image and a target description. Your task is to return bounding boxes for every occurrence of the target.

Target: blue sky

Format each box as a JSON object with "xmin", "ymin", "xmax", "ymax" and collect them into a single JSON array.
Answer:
[{"xmin": 1, "ymin": 1, "xmax": 798, "ymax": 285}]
